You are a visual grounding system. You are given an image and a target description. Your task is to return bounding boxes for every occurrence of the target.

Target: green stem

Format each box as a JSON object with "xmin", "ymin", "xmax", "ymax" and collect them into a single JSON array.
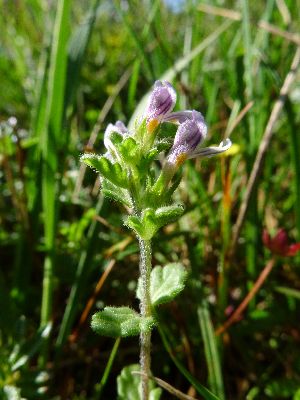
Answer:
[
  {"xmin": 138, "ymin": 238, "xmax": 152, "ymax": 400},
  {"xmin": 40, "ymin": 255, "xmax": 54, "ymax": 327}
]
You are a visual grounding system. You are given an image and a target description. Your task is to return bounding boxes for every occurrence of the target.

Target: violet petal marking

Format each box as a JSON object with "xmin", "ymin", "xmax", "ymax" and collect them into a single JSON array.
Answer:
[
  {"xmin": 172, "ymin": 110, "xmax": 207, "ymax": 154},
  {"xmin": 146, "ymin": 80, "xmax": 177, "ymax": 122},
  {"xmin": 163, "ymin": 110, "xmax": 205, "ymax": 125}
]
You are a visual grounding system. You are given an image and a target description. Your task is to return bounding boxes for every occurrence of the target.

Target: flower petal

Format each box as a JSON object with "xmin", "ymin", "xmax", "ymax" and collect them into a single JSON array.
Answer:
[
  {"xmin": 163, "ymin": 110, "xmax": 205, "ymax": 125},
  {"xmin": 146, "ymin": 80, "xmax": 177, "ymax": 122},
  {"xmin": 172, "ymin": 110, "xmax": 207, "ymax": 153},
  {"xmin": 188, "ymin": 138, "xmax": 232, "ymax": 159}
]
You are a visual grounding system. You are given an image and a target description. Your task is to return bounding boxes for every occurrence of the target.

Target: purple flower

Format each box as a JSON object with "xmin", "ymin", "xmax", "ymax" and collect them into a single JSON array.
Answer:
[
  {"xmin": 146, "ymin": 80, "xmax": 177, "ymax": 132},
  {"xmin": 165, "ymin": 110, "xmax": 231, "ymax": 168},
  {"xmin": 172, "ymin": 110, "xmax": 207, "ymax": 153}
]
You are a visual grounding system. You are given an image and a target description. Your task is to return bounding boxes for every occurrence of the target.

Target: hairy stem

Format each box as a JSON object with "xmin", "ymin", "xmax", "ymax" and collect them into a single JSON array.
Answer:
[{"xmin": 139, "ymin": 238, "xmax": 152, "ymax": 400}]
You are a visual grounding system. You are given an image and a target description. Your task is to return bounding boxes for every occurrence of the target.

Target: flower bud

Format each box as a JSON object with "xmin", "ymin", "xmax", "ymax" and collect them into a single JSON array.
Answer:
[
  {"xmin": 104, "ymin": 121, "xmax": 127, "ymax": 151},
  {"xmin": 103, "ymin": 120, "xmax": 128, "ymax": 162}
]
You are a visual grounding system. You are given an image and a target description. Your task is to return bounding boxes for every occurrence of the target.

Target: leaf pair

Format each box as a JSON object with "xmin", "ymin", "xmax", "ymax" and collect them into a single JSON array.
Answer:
[
  {"xmin": 126, "ymin": 204, "xmax": 184, "ymax": 240},
  {"xmin": 91, "ymin": 263, "xmax": 187, "ymax": 338}
]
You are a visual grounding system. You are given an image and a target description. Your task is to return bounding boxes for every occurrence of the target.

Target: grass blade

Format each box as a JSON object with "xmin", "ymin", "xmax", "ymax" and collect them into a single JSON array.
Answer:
[
  {"xmin": 40, "ymin": 0, "xmax": 72, "ymax": 330},
  {"xmin": 198, "ymin": 303, "xmax": 225, "ymax": 400},
  {"xmin": 94, "ymin": 337, "xmax": 121, "ymax": 398},
  {"xmin": 156, "ymin": 313, "xmax": 220, "ymax": 400},
  {"xmin": 56, "ymin": 197, "xmax": 104, "ymax": 351}
]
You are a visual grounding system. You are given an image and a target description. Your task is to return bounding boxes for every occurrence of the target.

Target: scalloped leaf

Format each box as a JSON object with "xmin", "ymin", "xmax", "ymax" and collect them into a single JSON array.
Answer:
[
  {"xmin": 80, "ymin": 154, "xmax": 129, "ymax": 188},
  {"xmin": 91, "ymin": 307, "xmax": 154, "ymax": 338},
  {"xmin": 117, "ymin": 364, "xmax": 162, "ymax": 400},
  {"xmin": 137, "ymin": 263, "xmax": 187, "ymax": 306}
]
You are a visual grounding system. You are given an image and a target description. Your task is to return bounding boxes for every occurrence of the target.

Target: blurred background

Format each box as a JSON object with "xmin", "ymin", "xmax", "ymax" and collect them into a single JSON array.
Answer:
[{"xmin": 1, "ymin": 0, "xmax": 300, "ymax": 399}]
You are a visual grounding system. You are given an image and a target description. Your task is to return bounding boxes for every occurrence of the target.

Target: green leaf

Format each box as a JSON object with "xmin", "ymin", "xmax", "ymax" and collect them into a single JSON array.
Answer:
[
  {"xmin": 80, "ymin": 154, "xmax": 129, "ymax": 188},
  {"xmin": 91, "ymin": 307, "xmax": 154, "ymax": 338},
  {"xmin": 126, "ymin": 209, "xmax": 157, "ymax": 240},
  {"xmin": 150, "ymin": 263, "xmax": 187, "ymax": 305},
  {"xmin": 102, "ymin": 179, "xmax": 132, "ymax": 207},
  {"xmin": 145, "ymin": 148, "xmax": 159, "ymax": 161},
  {"xmin": 109, "ymin": 131, "xmax": 124, "ymax": 146},
  {"xmin": 154, "ymin": 204, "xmax": 184, "ymax": 227},
  {"xmin": 117, "ymin": 364, "xmax": 162, "ymax": 400},
  {"xmin": 137, "ymin": 263, "xmax": 187, "ymax": 306},
  {"xmin": 119, "ymin": 137, "xmax": 139, "ymax": 164},
  {"xmin": 125, "ymin": 215, "xmax": 145, "ymax": 237},
  {"xmin": 126, "ymin": 205, "xmax": 184, "ymax": 240}
]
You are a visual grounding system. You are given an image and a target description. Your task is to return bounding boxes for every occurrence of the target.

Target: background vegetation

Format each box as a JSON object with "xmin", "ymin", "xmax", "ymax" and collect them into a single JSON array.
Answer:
[{"xmin": 1, "ymin": 0, "xmax": 300, "ymax": 399}]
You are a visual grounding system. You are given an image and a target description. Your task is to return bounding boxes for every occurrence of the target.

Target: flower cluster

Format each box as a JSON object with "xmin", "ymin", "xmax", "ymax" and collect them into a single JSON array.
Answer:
[
  {"xmin": 104, "ymin": 80, "xmax": 231, "ymax": 170},
  {"xmin": 81, "ymin": 80, "xmax": 232, "ymax": 235},
  {"xmin": 146, "ymin": 81, "xmax": 232, "ymax": 164}
]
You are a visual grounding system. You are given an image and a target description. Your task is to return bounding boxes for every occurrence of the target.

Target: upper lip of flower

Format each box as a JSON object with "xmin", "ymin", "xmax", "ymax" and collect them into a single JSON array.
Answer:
[
  {"xmin": 162, "ymin": 110, "xmax": 205, "ymax": 125},
  {"xmin": 146, "ymin": 80, "xmax": 177, "ymax": 123}
]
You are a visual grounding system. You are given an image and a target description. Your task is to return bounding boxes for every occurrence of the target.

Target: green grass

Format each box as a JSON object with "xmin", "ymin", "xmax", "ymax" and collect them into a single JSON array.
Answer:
[{"xmin": 1, "ymin": 0, "xmax": 300, "ymax": 399}]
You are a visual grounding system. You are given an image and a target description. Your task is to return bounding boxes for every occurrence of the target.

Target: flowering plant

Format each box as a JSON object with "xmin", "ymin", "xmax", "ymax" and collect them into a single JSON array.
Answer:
[{"xmin": 81, "ymin": 80, "xmax": 231, "ymax": 399}]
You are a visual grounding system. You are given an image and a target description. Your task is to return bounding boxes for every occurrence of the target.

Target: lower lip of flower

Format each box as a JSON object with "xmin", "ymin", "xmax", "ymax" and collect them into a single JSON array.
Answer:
[
  {"xmin": 175, "ymin": 153, "xmax": 187, "ymax": 167},
  {"xmin": 147, "ymin": 118, "xmax": 160, "ymax": 133}
]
